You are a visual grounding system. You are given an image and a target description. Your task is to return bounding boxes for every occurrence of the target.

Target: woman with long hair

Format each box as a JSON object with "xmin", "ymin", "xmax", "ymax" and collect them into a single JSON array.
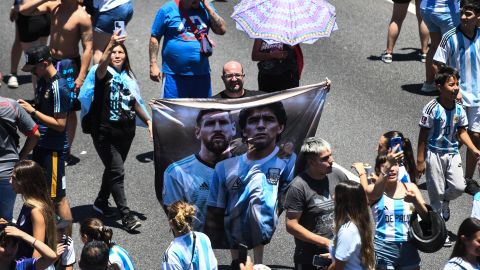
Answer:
[
  {"xmin": 10, "ymin": 160, "xmax": 57, "ymax": 261},
  {"xmin": 163, "ymin": 201, "xmax": 217, "ymax": 270},
  {"xmin": 80, "ymin": 218, "xmax": 134, "ymax": 270},
  {"xmin": 81, "ymin": 32, "xmax": 151, "ymax": 231},
  {"xmin": 355, "ymin": 151, "xmax": 428, "ymax": 270},
  {"xmin": 444, "ymin": 217, "xmax": 480, "ymax": 269},
  {"xmin": 329, "ymin": 180, "xmax": 374, "ymax": 270},
  {"xmin": 377, "ymin": 130, "xmax": 416, "ymax": 183}
]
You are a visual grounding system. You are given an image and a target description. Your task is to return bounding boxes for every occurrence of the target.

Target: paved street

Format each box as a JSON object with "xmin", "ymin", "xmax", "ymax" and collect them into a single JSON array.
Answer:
[{"xmin": 0, "ymin": 0, "xmax": 473, "ymax": 268}]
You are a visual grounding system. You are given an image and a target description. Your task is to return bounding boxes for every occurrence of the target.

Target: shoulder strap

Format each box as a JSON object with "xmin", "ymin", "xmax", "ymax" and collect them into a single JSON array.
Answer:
[{"xmin": 175, "ymin": 0, "xmax": 201, "ymax": 38}]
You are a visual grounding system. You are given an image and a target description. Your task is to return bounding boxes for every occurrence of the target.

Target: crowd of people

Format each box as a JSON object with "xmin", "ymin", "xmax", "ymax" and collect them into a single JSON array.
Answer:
[{"xmin": 2, "ymin": 0, "xmax": 480, "ymax": 269}]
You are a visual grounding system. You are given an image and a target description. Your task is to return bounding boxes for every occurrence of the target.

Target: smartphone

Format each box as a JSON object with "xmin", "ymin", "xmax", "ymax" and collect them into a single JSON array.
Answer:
[
  {"xmin": 114, "ymin": 21, "xmax": 126, "ymax": 36},
  {"xmin": 238, "ymin": 244, "xmax": 248, "ymax": 265},
  {"xmin": 312, "ymin": 255, "xmax": 331, "ymax": 268},
  {"xmin": 390, "ymin": 136, "xmax": 402, "ymax": 153}
]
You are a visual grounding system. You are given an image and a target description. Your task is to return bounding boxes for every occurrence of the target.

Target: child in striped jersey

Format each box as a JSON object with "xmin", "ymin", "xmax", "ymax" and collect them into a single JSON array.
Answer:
[
  {"xmin": 363, "ymin": 152, "xmax": 428, "ymax": 270},
  {"xmin": 79, "ymin": 218, "xmax": 135, "ymax": 270},
  {"xmin": 163, "ymin": 201, "xmax": 217, "ymax": 270},
  {"xmin": 417, "ymin": 67, "xmax": 480, "ymax": 227}
]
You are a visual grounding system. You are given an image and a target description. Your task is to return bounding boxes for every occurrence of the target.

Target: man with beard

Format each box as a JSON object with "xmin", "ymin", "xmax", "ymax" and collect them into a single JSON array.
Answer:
[
  {"xmin": 205, "ymin": 101, "xmax": 296, "ymax": 267},
  {"xmin": 162, "ymin": 109, "xmax": 236, "ymax": 231},
  {"xmin": 213, "ymin": 61, "xmax": 264, "ymax": 99}
]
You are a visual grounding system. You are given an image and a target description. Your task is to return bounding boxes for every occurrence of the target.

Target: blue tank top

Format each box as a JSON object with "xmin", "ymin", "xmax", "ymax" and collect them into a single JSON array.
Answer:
[{"xmin": 15, "ymin": 205, "xmax": 34, "ymax": 260}]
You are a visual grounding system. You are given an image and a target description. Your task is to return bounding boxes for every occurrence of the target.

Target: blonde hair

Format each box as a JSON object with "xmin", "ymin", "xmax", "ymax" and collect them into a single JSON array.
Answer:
[{"xmin": 167, "ymin": 201, "xmax": 196, "ymax": 234}]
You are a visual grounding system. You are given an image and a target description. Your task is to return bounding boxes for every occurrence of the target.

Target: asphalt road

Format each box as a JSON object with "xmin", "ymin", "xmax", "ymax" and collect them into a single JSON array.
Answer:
[{"xmin": 0, "ymin": 0, "xmax": 473, "ymax": 269}]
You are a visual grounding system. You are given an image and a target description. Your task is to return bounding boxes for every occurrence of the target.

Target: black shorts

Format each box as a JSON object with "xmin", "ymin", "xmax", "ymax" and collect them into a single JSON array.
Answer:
[
  {"xmin": 392, "ymin": 0, "xmax": 411, "ymax": 3},
  {"xmin": 52, "ymin": 57, "xmax": 82, "ymax": 111},
  {"xmin": 32, "ymin": 147, "xmax": 67, "ymax": 200},
  {"xmin": 16, "ymin": 13, "xmax": 50, "ymax": 42}
]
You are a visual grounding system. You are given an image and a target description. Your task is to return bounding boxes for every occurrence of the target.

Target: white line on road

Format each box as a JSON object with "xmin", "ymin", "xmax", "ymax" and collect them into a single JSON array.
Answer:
[{"xmin": 384, "ymin": 0, "xmax": 417, "ymax": 15}]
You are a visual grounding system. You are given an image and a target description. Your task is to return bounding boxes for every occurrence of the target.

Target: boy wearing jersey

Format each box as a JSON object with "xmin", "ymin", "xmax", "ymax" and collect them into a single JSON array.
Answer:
[
  {"xmin": 205, "ymin": 102, "xmax": 296, "ymax": 266},
  {"xmin": 163, "ymin": 109, "xmax": 236, "ymax": 231},
  {"xmin": 433, "ymin": 0, "xmax": 480, "ymax": 191},
  {"xmin": 417, "ymin": 66, "xmax": 480, "ymax": 223}
]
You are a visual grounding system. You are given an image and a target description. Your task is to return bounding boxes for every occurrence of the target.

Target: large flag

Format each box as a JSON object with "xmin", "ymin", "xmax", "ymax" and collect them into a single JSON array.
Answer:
[{"xmin": 151, "ymin": 82, "xmax": 328, "ymax": 206}]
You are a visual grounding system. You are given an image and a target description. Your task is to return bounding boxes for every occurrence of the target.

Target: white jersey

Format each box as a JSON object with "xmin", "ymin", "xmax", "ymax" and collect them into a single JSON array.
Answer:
[
  {"xmin": 420, "ymin": 0, "xmax": 460, "ymax": 13},
  {"xmin": 419, "ymin": 99, "xmax": 468, "ymax": 154},
  {"xmin": 163, "ymin": 154, "xmax": 214, "ymax": 231},
  {"xmin": 434, "ymin": 27, "xmax": 480, "ymax": 107},
  {"xmin": 444, "ymin": 257, "xmax": 479, "ymax": 270},
  {"xmin": 371, "ymin": 194, "xmax": 415, "ymax": 242},
  {"xmin": 94, "ymin": 0, "xmax": 130, "ymax": 12},
  {"xmin": 163, "ymin": 232, "xmax": 217, "ymax": 270}
]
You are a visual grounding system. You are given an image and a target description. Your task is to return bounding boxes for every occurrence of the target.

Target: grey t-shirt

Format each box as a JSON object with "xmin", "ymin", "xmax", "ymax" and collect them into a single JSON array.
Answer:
[
  {"xmin": 0, "ymin": 97, "xmax": 37, "ymax": 179},
  {"xmin": 284, "ymin": 167, "xmax": 348, "ymax": 264}
]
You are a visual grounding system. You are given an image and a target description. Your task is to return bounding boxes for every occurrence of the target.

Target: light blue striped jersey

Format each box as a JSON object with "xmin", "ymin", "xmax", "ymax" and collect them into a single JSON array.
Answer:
[
  {"xmin": 163, "ymin": 232, "xmax": 217, "ymax": 270},
  {"xmin": 420, "ymin": 0, "xmax": 459, "ymax": 13},
  {"xmin": 163, "ymin": 154, "xmax": 214, "ymax": 231},
  {"xmin": 371, "ymin": 194, "xmax": 415, "ymax": 242},
  {"xmin": 207, "ymin": 147, "xmax": 296, "ymax": 248},
  {"xmin": 398, "ymin": 165, "xmax": 410, "ymax": 183},
  {"xmin": 419, "ymin": 99, "xmax": 467, "ymax": 154},
  {"xmin": 471, "ymin": 192, "xmax": 480, "ymax": 219},
  {"xmin": 434, "ymin": 27, "xmax": 480, "ymax": 107},
  {"xmin": 109, "ymin": 245, "xmax": 135, "ymax": 270}
]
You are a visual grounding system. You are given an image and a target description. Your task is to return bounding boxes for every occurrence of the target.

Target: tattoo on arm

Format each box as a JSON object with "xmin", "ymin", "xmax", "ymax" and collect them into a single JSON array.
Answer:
[
  {"xmin": 149, "ymin": 37, "xmax": 160, "ymax": 63},
  {"xmin": 210, "ymin": 12, "xmax": 225, "ymax": 29}
]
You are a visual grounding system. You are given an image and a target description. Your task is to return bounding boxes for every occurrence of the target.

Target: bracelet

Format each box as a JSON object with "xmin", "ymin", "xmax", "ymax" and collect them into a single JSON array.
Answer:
[
  {"xmin": 31, "ymin": 239, "xmax": 37, "ymax": 247},
  {"xmin": 30, "ymin": 110, "xmax": 36, "ymax": 117},
  {"xmin": 358, "ymin": 172, "xmax": 366, "ymax": 177}
]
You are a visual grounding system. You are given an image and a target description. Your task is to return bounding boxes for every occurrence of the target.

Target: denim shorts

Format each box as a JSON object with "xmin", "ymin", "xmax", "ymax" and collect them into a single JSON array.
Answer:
[
  {"xmin": 420, "ymin": 9, "xmax": 460, "ymax": 34},
  {"xmin": 374, "ymin": 238, "xmax": 420, "ymax": 270},
  {"xmin": 93, "ymin": 1, "xmax": 133, "ymax": 34}
]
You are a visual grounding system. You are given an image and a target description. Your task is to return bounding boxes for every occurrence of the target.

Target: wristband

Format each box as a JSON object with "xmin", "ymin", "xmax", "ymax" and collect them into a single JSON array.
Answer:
[
  {"xmin": 30, "ymin": 110, "xmax": 36, "ymax": 117},
  {"xmin": 358, "ymin": 172, "xmax": 366, "ymax": 177},
  {"xmin": 31, "ymin": 239, "xmax": 37, "ymax": 247}
]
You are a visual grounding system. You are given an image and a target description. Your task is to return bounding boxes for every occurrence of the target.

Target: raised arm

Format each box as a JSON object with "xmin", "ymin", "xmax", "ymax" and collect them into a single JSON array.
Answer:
[
  {"xmin": 4, "ymin": 226, "xmax": 57, "ymax": 270},
  {"xmin": 96, "ymin": 33, "xmax": 126, "ymax": 80},
  {"xmin": 19, "ymin": 0, "xmax": 57, "ymax": 16},
  {"xmin": 202, "ymin": 0, "xmax": 226, "ymax": 35}
]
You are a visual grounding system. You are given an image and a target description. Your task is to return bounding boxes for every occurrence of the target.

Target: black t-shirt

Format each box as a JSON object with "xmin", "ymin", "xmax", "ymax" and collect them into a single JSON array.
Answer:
[
  {"xmin": 284, "ymin": 167, "xmax": 348, "ymax": 264},
  {"xmin": 93, "ymin": 72, "xmax": 136, "ymax": 138},
  {"xmin": 212, "ymin": 89, "xmax": 265, "ymax": 99}
]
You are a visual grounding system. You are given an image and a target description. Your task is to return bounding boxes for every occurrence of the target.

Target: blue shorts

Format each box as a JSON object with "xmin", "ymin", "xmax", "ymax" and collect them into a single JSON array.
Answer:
[
  {"xmin": 374, "ymin": 238, "xmax": 420, "ymax": 270},
  {"xmin": 420, "ymin": 10, "xmax": 459, "ymax": 34},
  {"xmin": 32, "ymin": 147, "xmax": 66, "ymax": 200},
  {"xmin": 93, "ymin": 1, "xmax": 133, "ymax": 34},
  {"xmin": 162, "ymin": 73, "xmax": 212, "ymax": 98}
]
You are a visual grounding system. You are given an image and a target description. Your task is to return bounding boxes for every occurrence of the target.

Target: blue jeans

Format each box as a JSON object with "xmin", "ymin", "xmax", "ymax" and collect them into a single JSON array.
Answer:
[
  {"xmin": 93, "ymin": 1, "xmax": 133, "ymax": 34},
  {"xmin": 0, "ymin": 178, "xmax": 16, "ymax": 221}
]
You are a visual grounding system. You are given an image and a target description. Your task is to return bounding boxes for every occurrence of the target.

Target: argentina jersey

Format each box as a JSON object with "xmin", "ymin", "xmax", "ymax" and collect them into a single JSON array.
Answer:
[
  {"xmin": 109, "ymin": 245, "xmax": 135, "ymax": 270},
  {"xmin": 419, "ymin": 99, "xmax": 468, "ymax": 154},
  {"xmin": 163, "ymin": 232, "xmax": 217, "ymax": 270},
  {"xmin": 398, "ymin": 166, "xmax": 410, "ymax": 183},
  {"xmin": 207, "ymin": 147, "xmax": 296, "ymax": 248},
  {"xmin": 163, "ymin": 154, "xmax": 214, "ymax": 231},
  {"xmin": 420, "ymin": 0, "xmax": 459, "ymax": 13},
  {"xmin": 371, "ymin": 195, "xmax": 414, "ymax": 242},
  {"xmin": 434, "ymin": 27, "xmax": 480, "ymax": 107}
]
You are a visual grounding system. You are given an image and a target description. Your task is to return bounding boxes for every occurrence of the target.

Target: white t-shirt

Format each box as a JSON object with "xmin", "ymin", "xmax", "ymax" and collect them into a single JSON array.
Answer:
[{"xmin": 331, "ymin": 222, "xmax": 364, "ymax": 270}]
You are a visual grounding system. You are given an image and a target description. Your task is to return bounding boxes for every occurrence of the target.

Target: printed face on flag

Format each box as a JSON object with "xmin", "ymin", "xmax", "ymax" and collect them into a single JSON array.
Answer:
[
  {"xmin": 195, "ymin": 110, "xmax": 236, "ymax": 155},
  {"xmin": 242, "ymin": 108, "xmax": 284, "ymax": 151}
]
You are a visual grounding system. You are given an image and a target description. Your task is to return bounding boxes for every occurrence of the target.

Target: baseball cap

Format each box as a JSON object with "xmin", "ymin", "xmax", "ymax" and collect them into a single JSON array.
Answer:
[{"xmin": 21, "ymin": 45, "xmax": 52, "ymax": 72}]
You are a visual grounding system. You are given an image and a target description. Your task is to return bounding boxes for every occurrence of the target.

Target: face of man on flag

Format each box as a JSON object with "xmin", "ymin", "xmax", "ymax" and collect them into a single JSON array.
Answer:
[
  {"xmin": 195, "ymin": 110, "xmax": 236, "ymax": 155},
  {"xmin": 242, "ymin": 107, "xmax": 284, "ymax": 151}
]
